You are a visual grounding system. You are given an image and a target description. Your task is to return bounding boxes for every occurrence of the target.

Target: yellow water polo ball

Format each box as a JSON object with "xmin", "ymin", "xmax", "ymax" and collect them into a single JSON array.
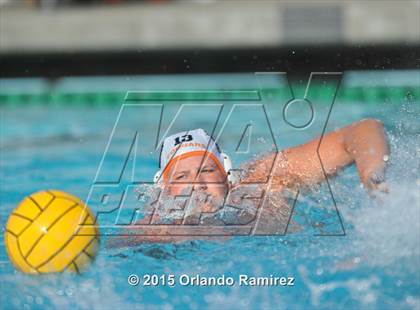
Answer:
[{"xmin": 4, "ymin": 190, "xmax": 100, "ymax": 274}]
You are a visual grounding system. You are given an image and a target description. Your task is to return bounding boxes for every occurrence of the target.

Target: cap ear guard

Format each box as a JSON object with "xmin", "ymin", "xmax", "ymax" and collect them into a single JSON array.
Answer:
[
  {"xmin": 153, "ymin": 169, "xmax": 163, "ymax": 185},
  {"xmin": 221, "ymin": 153, "xmax": 238, "ymax": 185}
]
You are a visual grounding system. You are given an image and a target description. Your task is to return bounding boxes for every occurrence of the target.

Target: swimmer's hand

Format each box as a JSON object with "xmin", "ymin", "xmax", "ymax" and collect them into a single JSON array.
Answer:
[
  {"xmin": 342, "ymin": 119, "xmax": 390, "ymax": 194},
  {"xmin": 360, "ymin": 164, "xmax": 389, "ymax": 194}
]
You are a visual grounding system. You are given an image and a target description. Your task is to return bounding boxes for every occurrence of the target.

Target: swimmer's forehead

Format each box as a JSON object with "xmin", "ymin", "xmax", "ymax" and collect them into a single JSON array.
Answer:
[{"xmin": 170, "ymin": 154, "xmax": 221, "ymax": 174}]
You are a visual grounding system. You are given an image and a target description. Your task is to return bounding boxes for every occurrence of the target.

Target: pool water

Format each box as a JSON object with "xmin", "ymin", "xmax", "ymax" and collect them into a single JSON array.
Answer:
[{"xmin": 0, "ymin": 73, "xmax": 419, "ymax": 309}]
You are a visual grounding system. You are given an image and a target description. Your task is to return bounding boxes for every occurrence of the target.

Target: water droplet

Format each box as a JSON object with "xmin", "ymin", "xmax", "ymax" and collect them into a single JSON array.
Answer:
[
  {"xmin": 406, "ymin": 295, "xmax": 416, "ymax": 305},
  {"xmin": 65, "ymin": 288, "xmax": 73, "ymax": 296},
  {"xmin": 35, "ymin": 297, "xmax": 43, "ymax": 305}
]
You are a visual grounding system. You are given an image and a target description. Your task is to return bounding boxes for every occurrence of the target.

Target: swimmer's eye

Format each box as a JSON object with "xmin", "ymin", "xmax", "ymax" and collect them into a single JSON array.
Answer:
[
  {"xmin": 174, "ymin": 174, "xmax": 186, "ymax": 180},
  {"xmin": 201, "ymin": 168, "xmax": 214, "ymax": 174}
]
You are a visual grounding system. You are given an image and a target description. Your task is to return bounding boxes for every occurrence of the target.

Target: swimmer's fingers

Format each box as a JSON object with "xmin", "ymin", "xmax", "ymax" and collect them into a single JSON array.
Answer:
[
  {"xmin": 363, "ymin": 167, "xmax": 390, "ymax": 194},
  {"xmin": 375, "ymin": 181, "xmax": 389, "ymax": 194},
  {"xmin": 368, "ymin": 184, "xmax": 390, "ymax": 204}
]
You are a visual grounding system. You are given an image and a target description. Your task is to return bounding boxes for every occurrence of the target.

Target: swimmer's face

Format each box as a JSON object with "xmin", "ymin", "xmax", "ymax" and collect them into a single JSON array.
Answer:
[{"xmin": 163, "ymin": 155, "xmax": 228, "ymax": 202}]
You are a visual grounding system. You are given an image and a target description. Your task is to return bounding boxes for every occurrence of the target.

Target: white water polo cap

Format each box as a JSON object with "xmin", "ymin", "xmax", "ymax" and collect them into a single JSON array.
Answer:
[{"xmin": 154, "ymin": 128, "xmax": 234, "ymax": 183}]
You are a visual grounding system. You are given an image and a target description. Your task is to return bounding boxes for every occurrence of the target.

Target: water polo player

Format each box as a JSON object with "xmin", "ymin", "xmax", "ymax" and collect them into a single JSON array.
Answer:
[{"xmin": 112, "ymin": 118, "xmax": 389, "ymax": 245}]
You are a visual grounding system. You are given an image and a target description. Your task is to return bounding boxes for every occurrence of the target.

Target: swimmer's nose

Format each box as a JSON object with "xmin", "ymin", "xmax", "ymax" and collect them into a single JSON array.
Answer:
[{"xmin": 194, "ymin": 182, "xmax": 208, "ymax": 191}]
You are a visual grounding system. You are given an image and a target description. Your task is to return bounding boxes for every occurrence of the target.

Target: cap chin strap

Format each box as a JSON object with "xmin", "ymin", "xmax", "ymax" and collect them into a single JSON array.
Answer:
[{"xmin": 153, "ymin": 152, "xmax": 237, "ymax": 185}]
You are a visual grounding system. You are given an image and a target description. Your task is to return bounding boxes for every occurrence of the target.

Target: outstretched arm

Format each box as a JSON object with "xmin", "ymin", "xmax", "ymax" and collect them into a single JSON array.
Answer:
[
  {"xmin": 244, "ymin": 119, "xmax": 389, "ymax": 192},
  {"xmin": 282, "ymin": 118, "xmax": 389, "ymax": 191}
]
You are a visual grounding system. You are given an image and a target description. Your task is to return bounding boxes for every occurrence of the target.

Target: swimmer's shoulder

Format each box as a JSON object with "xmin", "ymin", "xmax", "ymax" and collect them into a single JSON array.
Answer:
[{"xmin": 235, "ymin": 151, "xmax": 289, "ymax": 185}]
